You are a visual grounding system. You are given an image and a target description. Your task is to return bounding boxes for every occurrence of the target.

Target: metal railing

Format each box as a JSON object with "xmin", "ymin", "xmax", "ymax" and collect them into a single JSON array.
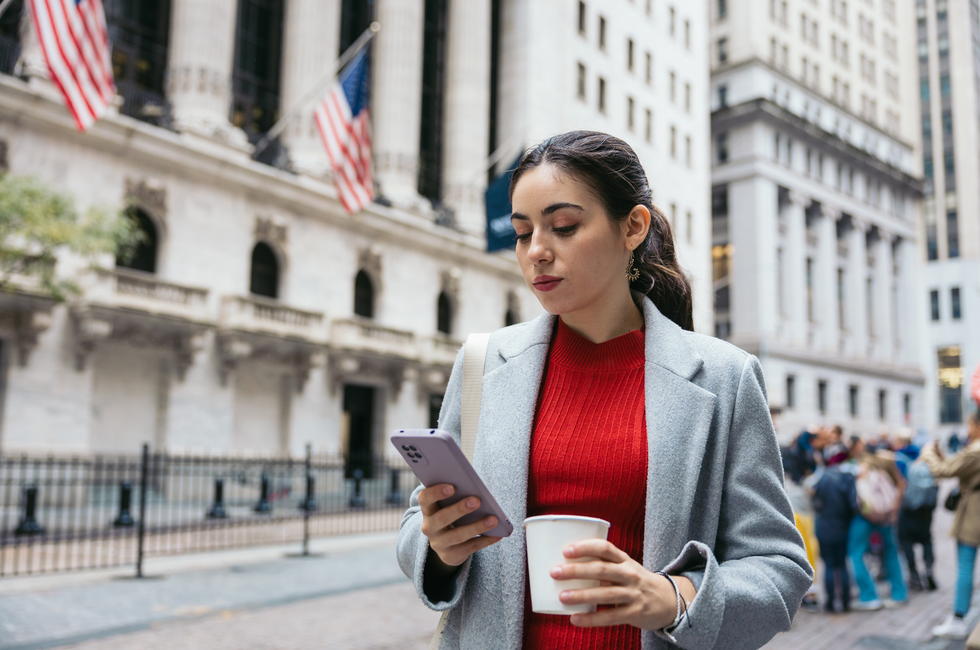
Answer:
[
  {"xmin": 0, "ymin": 445, "xmax": 419, "ymax": 578},
  {"xmin": 116, "ymin": 80, "xmax": 175, "ymax": 130}
]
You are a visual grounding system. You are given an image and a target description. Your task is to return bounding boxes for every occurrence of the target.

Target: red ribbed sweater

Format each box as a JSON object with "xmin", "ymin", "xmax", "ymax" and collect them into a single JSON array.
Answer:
[{"xmin": 521, "ymin": 318, "xmax": 648, "ymax": 649}]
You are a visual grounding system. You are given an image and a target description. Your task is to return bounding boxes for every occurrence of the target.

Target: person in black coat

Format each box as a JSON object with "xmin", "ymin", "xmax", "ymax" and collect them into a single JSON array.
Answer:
[{"xmin": 812, "ymin": 450, "xmax": 857, "ymax": 612}]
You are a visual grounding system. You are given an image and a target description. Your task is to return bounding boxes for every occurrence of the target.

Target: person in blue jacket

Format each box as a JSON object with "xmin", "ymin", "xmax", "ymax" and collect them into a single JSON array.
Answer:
[{"xmin": 812, "ymin": 447, "xmax": 857, "ymax": 613}]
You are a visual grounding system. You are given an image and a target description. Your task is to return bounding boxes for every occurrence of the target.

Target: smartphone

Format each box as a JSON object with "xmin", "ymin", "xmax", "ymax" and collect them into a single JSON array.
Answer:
[{"xmin": 390, "ymin": 429, "xmax": 514, "ymax": 538}]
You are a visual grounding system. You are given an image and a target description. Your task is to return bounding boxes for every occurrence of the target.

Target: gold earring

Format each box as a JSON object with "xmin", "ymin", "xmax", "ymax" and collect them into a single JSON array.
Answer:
[{"xmin": 626, "ymin": 250, "xmax": 640, "ymax": 282}]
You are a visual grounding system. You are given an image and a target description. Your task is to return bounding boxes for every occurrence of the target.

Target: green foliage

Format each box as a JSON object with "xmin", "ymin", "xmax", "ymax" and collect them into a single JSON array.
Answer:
[{"xmin": 0, "ymin": 175, "xmax": 141, "ymax": 301}]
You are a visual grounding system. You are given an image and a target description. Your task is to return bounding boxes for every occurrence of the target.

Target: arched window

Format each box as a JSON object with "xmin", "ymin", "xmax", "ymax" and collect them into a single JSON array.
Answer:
[
  {"xmin": 353, "ymin": 270, "xmax": 374, "ymax": 318},
  {"xmin": 250, "ymin": 242, "xmax": 279, "ymax": 298},
  {"xmin": 437, "ymin": 291, "xmax": 452, "ymax": 335},
  {"xmin": 505, "ymin": 309, "xmax": 519, "ymax": 327},
  {"xmin": 116, "ymin": 208, "xmax": 158, "ymax": 274}
]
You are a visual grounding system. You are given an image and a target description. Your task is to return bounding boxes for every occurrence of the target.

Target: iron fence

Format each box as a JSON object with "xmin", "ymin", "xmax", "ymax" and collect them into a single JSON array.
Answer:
[{"xmin": 0, "ymin": 444, "xmax": 420, "ymax": 578}]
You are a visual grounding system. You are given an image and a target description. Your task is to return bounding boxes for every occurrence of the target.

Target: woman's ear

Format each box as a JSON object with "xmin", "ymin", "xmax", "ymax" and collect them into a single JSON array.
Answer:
[{"xmin": 624, "ymin": 205, "xmax": 651, "ymax": 249}]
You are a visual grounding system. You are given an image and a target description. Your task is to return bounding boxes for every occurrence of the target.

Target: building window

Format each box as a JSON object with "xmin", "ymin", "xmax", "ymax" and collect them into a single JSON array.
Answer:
[
  {"xmin": 670, "ymin": 6, "xmax": 675, "ymax": 35},
  {"xmin": 670, "ymin": 71, "xmax": 676, "ymax": 102},
  {"xmin": 670, "ymin": 125, "xmax": 676, "ymax": 157},
  {"xmin": 505, "ymin": 308, "xmax": 519, "ymax": 327},
  {"xmin": 716, "ymin": 133, "xmax": 729, "ymax": 163},
  {"xmin": 598, "ymin": 76, "xmax": 606, "ymax": 112},
  {"xmin": 437, "ymin": 291, "xmax": 453, "ymax": 334},
  {"xmin": 116, "ymin": 208, "xmax": 158, "ymax": 274},
  {"xmin": 849, "ymin": 384, "xmax": 859, "ymax": 417},
  {"xmin": 718, "ymin": 84, "xmax": 727, "ymax": 108},
  {"xmin": 938, "ymin": 346, "xmax": 963, "ymax": 424},
  {"xmin": 684, "ymin": 19, "xmax": 690, "ymax": 48},
  {"xmin": 878, "ymin": 389, "xmax": 887, "ymax": 421},
  {"xmin": 645, "ymin": 52, "xmax": 652, "ymax": 84},
  {"xmin": 685, "ymin": 83, "xmax": 690, "ymax": 112},
  {"xmin": 837, "ymin": 268, "xmax": 846, "ymax": 330},
  {"xmin": 718, "ymin": 38, "xmax": 727, "ymax": 63},
  {"xmin": 947, "ymin": 210, "xmax": 960, "ymax": 258},
  {"xmin": 818, "ymin": 380, "xmax": 828, "ymax": 414},
  {"xmin": 250, "ymin": 242, "xmax": 279, "ymax": 299},
  {"xmin": 951, "ymin": 287, "xmax": 962, "ymax": 320},
  {"xmin": 786, "ymin": 375, "xmax": 796, "ymax": 409},
  {"xmin": 418, "ymin": 0, "xmax": 449, "ymax": 203},
  {"xmin": 627, "ymin": 96, "xmax": 635, "ymax": 130},
  {"xmin": 685, "ymin": 211, "xmax": 692, "ymax": 243},
  {"xmin": 927, "ymin": 222, "xmax": 938, "ymax": 260},
  {"xmin": 578, "ymin": 0, "xmax": 586, "ymax": 34},
  {"xmin": 718, "ymin": 0, "xmax": 727, "ymax": 19},
  {"xmin": 904, "ymin": 393, "xmax": 911, "ymax": 421},
  {"xmin": 599, "ymin": 15, "xmax": 606, "ymax": 49},
  {"xmin": 930, "ymin": 289, "xmax": 940, "ymax": 321},
  {"xmin": 231, "ymin": 0, "xmax": 285, "ymax": 140},
  {"xmin": 627, "ymin": 38, "xmax": 635, "ymax": 71},
  {"xmin": 577, "ymin": 62, "xmax": 586, "ymax": 99},
  {"xmin": 0, "ymin": 0, "xmax": 23, "ymax": 76},
  {"xmin": 645, "ymin": 109, "xmax": 652, "ymax": 143},
  {"xmin": 806, "ymin": 258, "xmax": 814, "ymax": 322},
  {"xmin": 354, "ymin": 270, "xmax": 374, "ymax": 318},
  {"xmin": 105, "ymin": 0, "xmax": 172, "ymax": 124},
  {"xmin": 685, "ymin": 135, "xmax": 691, "ymax": 167},
  {"xmin": 428, "ymin": 393, "xmax": 444, "ymax": 429}
]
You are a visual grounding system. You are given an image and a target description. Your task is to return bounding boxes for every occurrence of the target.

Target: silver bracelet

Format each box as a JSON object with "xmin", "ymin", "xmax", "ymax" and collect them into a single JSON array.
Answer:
[{"xmin": 655, "ymin": 571, "xmax": 692, "ymax": 635}]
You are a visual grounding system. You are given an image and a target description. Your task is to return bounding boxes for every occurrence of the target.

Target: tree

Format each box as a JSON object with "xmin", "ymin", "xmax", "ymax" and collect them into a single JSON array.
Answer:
[{"xmin": 0, "ymin": 175, "xmax": 140, "ymax": 301}]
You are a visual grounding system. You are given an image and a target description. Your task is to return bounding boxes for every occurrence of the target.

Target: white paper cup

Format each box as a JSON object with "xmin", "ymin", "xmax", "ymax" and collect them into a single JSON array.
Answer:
[{"xmin": 522, "ymin": 515, "xmax": 611, "ymax": 615}]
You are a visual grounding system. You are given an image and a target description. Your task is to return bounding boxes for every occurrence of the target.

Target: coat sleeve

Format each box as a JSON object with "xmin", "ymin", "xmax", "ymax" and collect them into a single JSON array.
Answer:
[
  {"xmin": 657, "ymin": 355, "xmax": 814, "ymax": 650},
  {"xmin": 923, "ymin": 444, "xmax": 980, "ymax": 482},
  {"xmin": 395, "ymin": 345, "xmax": 475, "ymax": 611}
]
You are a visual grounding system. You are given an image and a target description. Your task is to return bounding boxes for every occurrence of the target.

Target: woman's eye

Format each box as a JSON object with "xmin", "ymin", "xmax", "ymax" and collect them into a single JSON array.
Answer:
[
  {"xmin": 514, "ymin": 232, "xmax": 532, "ymax": 243},
  {"xmin": 553, "ymin": 225, "xmax": 577, "ymax": 236}
]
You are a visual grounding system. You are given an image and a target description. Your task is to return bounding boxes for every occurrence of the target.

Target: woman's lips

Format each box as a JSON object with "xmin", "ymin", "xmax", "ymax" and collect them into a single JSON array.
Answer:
[{"xmin": 533, "ymin": 277, "xmax": 563, "ymax": 292}]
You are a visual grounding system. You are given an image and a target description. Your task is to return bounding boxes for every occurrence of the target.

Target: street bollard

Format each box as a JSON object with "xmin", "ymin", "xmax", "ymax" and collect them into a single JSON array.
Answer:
[
  {"xmin": 386, "ymin": 468, "xmax": 402, "ymax": 505},
  {"xmin": 299, "ymin": 473, "xmax": 316, "ymax": 511},
  {"xmin": 254, "ymin": 473, "xmax": 272, "ymax": 514},
  {"xmin": 208, "ymin": 478, "xmax": 227, "ymax": 519},
  {"xmin": 349, "ymin": 469, "xmax": 367, "ymax": 508},
  {"xmin": 15, "ymin": 485, "xmax": 45, "ymax": 536},
  {"xmin": 113, "ymin": 481, "xmax": 135, "ymax": 527}
]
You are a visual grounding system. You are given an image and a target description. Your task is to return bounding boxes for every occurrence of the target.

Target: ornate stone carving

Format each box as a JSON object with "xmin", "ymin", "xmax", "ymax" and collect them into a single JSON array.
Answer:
[
  {"xmin": 255, "ymin": 217, "xmax": 288, "ymax": 249},
  {"xmin": 125, "ymin": 178, "xmax": 167, "ymax": 220},
  {"xmin": 440, "ymin": 268, "xmax": 461, "ymax": 301},
  {"xmin": 788, "ymin": 190, "xmax": 812, "ymax": 208},
  {"xmin": 71, "ymin": 311, "xmax": 113, "ymax": 371},
  {"xmin": 358, "ymin": 246, "xmax": 383, "ymax": 287}
]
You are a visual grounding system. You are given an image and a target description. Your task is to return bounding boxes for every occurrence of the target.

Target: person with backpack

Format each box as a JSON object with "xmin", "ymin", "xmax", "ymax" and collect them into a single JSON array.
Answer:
[
  {"xmin": 923, "ymin": 412, "xmax": 980, "ymax": 639},
  {"xmin": 898, "ymin": 448, "xmax": 939, "ymax": 592},
  {"xmin": 812, "ymin": 447, "xmax": 857, "ymax": 612},
  {"xmin": 847, "ymin": 446, "xmax": 907, "ymax": 610}
]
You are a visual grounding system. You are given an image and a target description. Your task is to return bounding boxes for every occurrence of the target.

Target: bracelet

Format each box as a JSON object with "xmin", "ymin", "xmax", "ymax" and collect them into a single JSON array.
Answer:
[{"xmin": 655, "ymin": 571, "xmax": 692, "ymax": 636}]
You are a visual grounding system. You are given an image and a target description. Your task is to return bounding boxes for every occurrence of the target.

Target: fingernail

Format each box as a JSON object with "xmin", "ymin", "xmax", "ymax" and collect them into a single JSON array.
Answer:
[
  {"xmin": 550, "ymin": 566, "xmax": 562, "ymax": 578},
  {"xmin": 485, "ymin": 517, "xmax": 497, "ymax": 528},
  {"xmin": 443, "ymin": 486, "xmax": 454, "ymax": 496},
  {"xmin": 466, "ymin": 498, "xmax": 478, "ymax": 508},
  {"xmin": 570, "ymin": 614, "xmax": 582, "ymax": 625},
  {"xmin": 563, "ymin": 545, "xmax": 575, "ymax": 557},
  {"xmin": 560, "ymin": 591, "xmax": 571, "ymax": 601}
]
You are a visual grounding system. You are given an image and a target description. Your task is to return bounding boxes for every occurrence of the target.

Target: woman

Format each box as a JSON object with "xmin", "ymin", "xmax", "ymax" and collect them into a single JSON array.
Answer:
[
  {"xmin": 924, "ymin": 412, "xmax": 980, "ymax": 639},
  {"xmin": 397, "ymin": 131, "xmax": 812, "ymax": 649}
]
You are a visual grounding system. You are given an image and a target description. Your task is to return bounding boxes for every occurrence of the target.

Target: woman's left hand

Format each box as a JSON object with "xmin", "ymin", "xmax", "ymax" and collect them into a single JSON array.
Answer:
[{"xmin": 551, "ymin": 539, "xmax": 696, "ymax": 630}]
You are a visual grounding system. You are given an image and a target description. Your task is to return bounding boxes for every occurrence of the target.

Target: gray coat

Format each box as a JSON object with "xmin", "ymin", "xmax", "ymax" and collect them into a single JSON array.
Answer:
[{"xmin": 397, "ymin": 297, "xmax": 812, "ymax": 650}]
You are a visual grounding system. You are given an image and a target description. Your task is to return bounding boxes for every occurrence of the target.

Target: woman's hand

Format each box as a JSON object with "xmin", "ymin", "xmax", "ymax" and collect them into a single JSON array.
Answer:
[
  {"xmin": 418, "ymin": 483, "xmax": 502, "ymax": 568},
  {"xmin": 551, "ymin": 539, "xmax": 697, "ymax": 630}
]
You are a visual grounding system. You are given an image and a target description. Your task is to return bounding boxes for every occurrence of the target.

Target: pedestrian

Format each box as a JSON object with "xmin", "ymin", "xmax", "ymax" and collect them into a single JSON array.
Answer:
[
  {"xmin": 894, "ymin": 431, "xmax": 938, "ymax": 592},
  {"xmin": 847, "ymin": 444, "xmax": 908, "ymax": 610},
  {"xmin": 923, "ymin": 412, "xmax": 980, "ymax": 639},
  {"xmin": 397, "ymin": 131, "xmax": 812, "ymax": 650},
  {"xmin": 812, "ymin": 443, "xmax": 856, "ymax": 613}
]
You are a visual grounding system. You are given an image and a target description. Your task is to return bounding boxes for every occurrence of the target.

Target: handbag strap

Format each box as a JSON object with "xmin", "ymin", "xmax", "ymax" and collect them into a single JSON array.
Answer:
[{"xmin": 428, "ymin": 332, "xmax": 490, "ymax": 650}]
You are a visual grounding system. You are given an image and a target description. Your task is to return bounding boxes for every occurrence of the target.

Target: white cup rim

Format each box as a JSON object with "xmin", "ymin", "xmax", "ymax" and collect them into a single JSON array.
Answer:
[{"xmin": 522, "ymin": 515, "xmax": 610, "ymax": 528}]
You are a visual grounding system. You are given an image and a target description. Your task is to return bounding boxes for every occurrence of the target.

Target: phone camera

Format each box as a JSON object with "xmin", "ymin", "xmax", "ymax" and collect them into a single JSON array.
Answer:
[
  {"xmin": 409, "ymin": 445, "xmax": 417, "ymax": 451},
  {"xmin": 401, "ymin": 445, "xmax": 409, "ymax": 450}
]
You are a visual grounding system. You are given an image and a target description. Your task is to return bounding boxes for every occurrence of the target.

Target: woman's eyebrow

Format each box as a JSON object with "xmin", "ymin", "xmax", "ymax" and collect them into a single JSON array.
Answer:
[{"xmin": 542, "ymin": 202, "xmax": 584, "ymax": 215}]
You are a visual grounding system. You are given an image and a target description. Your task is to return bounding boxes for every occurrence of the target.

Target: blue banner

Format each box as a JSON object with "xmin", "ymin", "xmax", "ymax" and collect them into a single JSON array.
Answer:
[{"xmin": 485, "ymin": 156, "xmax": 522, "ymax": 252}]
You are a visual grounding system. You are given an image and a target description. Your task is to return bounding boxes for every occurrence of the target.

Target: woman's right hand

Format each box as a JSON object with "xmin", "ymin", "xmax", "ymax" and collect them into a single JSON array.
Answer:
[{"xmin": 419, "ymin": 483, "xmax": 503, "ymax": 567}]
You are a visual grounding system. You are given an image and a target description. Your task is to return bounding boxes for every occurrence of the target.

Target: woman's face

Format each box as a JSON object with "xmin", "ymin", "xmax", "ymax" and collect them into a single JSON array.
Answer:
[{"xmin": 510, "ymin": 164, "xmax": 633, "ymax": 317}]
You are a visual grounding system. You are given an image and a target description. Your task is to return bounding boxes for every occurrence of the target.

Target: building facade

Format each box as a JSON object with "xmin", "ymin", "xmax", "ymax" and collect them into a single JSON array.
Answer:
[
  {"xmin": 710, "ymin": 0, "xmax": 928, "ymax": 441},
  {"xmin": 913, "ymin": 0, "xmax": 980, "ymax": 436},
  {"xmin": 0, "ymin": 0, "xmax": 711, "ymax": 463}
]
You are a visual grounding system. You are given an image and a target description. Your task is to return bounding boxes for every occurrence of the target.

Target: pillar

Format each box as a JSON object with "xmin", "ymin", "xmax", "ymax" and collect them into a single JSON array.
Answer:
[
  {"xmin": 372, "ymin": 0, "xmax": 425, "ymax": 207},
  {"xmin": 893, "ymin": 236, "xmax": 916, "ymax": 367},
  {"xmin": 816, "ymin": 206, "xmax": 841, "ymax": 354},
  {"xmin": 783, "ymin": 191, "xmax": 810, "ymax": 347},
  {"xmin": 279, "ymin": 0, "xmax": 341, "ymax": 176},
  {"xmin": 847, "ymin": 218, "xmax": 870, "ymax": 359},
  {"xmin": 728, "ymin": 176, "xmax": 779, "ymax": 346},
  {"xmin": 16, "ymin": 7, "xmax": 48, "ymax": 83},
  {"xmin": 441, "ymin": 0, "xmax": 492, "ymax": 236},
  {"xmin": 167, "ymin": 0, "xmax": 247, "ymax": 148},
  {"xmin": 874, "ymin": 231, "xmax": 895, "ymax": 363}
]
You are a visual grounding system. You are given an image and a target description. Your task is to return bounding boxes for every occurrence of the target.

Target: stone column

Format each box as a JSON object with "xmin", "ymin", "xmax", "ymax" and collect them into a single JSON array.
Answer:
[
  {"xmin": 816, "ymin": 206, "xmax": 841, "ymax": 354},
  {"xmin": 16, "ymin": 7, "xmax": 48, "ymax": 82},
  {"xmin": 874, "ymin": 231, "xmax": 895, "ymax": 363},
  {"xmin": 893, "ymin": 236, "xmax": 916, "ymax": 367},
  {"xmin": 279, "ymin": 0, "xmax": 341, "ymax": 176},
  {"xmin": 167, "ymin": 0, "xmax": 248, "ymax": 148},
  {"xmin": 847, "ymin": 218, "xmax": 870, "ymax": 359},
  {"xmin": 441, "ymin": 0, "xmax": 492, "ymax": 236},
  {"xmin": 372, "ymin": 0, "xmax": 425, "ymax": 207},
  {"xmin": 728, "ymin": 177, "xmax": 780, "ymax": 346},
  {"xmin": 783, "ymin": 191, "xmax": 810, "ymax": 347}
]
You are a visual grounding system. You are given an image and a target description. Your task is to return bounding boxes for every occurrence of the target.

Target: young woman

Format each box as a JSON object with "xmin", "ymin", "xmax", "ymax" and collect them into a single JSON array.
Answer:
[{"xmin": 397, "ymin": 131, "xmax": 812, "ymax": 649}]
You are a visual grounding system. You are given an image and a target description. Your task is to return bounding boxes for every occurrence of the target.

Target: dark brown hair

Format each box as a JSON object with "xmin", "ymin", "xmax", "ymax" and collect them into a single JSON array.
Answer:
[{"xmin": 509, "ymin": 131, "xmax": 694, "ymax": 331}]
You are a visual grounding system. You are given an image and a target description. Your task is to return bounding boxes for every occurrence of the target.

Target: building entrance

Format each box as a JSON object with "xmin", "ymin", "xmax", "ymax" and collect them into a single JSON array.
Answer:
[{"xmin": 343, "ymin": 384, "xmax": 375, "ymax": 478}]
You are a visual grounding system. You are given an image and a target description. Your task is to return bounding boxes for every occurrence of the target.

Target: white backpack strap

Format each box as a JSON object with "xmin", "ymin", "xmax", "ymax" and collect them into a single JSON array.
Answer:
[
  {"xmin": 428, "ymin": 332, "xmax": 490, "ymax": 650},
  {"xmin": 460, "ymin": 332, "xmax": 490, "ymax": 462}
]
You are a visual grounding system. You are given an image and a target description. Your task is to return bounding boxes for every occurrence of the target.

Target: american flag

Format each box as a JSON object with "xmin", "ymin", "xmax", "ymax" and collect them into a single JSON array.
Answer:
[
  {"xmin": 315, "ymin": 49, "xmax": 374, "ymax": 214},
  {"xmin": 27, "ymin": 0, "xmax": 115, "ymax": 132}
]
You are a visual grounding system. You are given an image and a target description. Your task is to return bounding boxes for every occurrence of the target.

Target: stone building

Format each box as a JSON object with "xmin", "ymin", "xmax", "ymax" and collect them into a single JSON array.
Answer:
[
  {"xmin": 913, "ymin": 0, "xmax": 980, "ymax": 436},
  {"xmin": 709, "ymin": 0, "xmax": 928, "ymax": 440},
  {"xmin": 0, "ymin": 0, "xmax": 712, "ymax": 463}
]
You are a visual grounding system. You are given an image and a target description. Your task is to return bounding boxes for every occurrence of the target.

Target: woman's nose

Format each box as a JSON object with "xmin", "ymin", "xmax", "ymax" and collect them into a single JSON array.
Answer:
[{"xmin": 526, "ymin": 234, "xmax": 552, "ymax": 266}]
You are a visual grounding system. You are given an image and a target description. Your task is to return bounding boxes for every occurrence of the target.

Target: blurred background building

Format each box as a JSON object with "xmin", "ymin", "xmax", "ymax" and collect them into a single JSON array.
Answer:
[
  {"xmin": 709, "ymin": 0, "xmax": 929, "ymax": 440},
  {"xmin": 913, "ymin": 0, "xmax": 980, "ymax": 439},
  {"xmin": 0, "ymin": 0, "xmax": 712, "ymax": 466}
]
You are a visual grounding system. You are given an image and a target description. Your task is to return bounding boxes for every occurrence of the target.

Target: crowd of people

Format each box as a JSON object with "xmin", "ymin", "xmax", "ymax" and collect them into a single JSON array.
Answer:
[{"xmin": 779, "ymin": 412, "xmax": 980, "ymax": 639}]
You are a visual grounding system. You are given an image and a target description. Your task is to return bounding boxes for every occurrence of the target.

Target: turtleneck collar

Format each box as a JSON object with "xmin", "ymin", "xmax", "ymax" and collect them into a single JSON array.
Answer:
[{"xmin": 549, "ymin": 317, "xmax": 645, "ymax": 371}]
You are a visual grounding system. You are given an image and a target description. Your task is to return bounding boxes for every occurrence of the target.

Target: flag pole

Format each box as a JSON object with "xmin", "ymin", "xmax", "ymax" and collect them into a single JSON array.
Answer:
[{"xmin": 254, "ymin": 21, "xmax": 380, "ymax": 157}]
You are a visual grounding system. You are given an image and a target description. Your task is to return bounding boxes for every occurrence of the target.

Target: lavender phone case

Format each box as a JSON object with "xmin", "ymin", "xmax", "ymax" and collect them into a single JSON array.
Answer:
[{"xmin": 391, "ymin": 429, "xmax": 514, "ymax": 538}]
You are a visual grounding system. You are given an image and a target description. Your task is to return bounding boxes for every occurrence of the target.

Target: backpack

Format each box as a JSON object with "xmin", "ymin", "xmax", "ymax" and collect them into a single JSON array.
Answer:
[
  {"xmin": 902, "ymin": 461, "xmax": 939, "ymax": 512},
  {"xmin": 856, "ymin": 467, "xmax": 899, "ymax": 524}
]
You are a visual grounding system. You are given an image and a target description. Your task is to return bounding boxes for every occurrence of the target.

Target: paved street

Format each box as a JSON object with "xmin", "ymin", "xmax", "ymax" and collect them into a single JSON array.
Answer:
[{"xmin": 0, "ymin": 497, "xmax": 977, "ymax": 650}]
